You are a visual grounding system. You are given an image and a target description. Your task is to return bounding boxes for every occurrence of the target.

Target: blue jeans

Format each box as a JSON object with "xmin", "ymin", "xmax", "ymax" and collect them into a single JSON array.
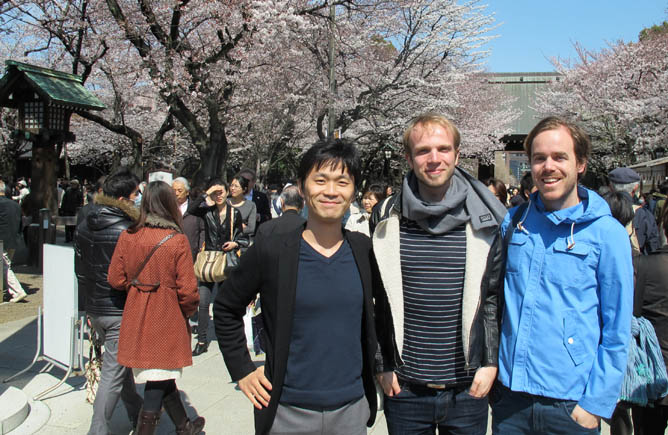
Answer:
[
  {"xmin": 383, "ymin": 383, "xmax": 488, "ymax": 434},
  {"xmin": 490, "ymin": 382, "xmax": 599, "ymax": 434}
]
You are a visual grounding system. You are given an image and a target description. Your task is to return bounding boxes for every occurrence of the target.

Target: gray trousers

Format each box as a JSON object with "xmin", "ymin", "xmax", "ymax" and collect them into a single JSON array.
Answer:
[
  {"xmin": 268, "ymin": 396, "xmax": 369, "ymax": 435},
  {"xmin": 88, "ymin": 315, "xmax": 143, "ymax": 435}
]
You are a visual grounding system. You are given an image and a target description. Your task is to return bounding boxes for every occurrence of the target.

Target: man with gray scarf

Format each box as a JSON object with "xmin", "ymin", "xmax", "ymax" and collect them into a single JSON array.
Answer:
[{"xmin": 370, "ymin": 113, "xmax": 507, "ymax": 434}]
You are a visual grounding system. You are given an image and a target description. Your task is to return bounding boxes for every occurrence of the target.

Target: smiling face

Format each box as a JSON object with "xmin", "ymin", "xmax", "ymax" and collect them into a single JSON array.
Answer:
[
  {"xmin": 406, "ymin": 122, "xmax": 459, "ymax": 201},
  {"xmin": 300, "ymin": 161, "xmax": 355, "ymax": 224},
  {"xmin": 530, "ymin": 126, "xmax": 586, "ymax": 211}
]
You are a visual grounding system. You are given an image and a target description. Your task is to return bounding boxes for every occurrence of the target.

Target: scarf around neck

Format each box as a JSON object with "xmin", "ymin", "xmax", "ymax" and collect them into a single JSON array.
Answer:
[{"xmin": 401, "ymin": 170, "xmax": 470, "ymax": 235}]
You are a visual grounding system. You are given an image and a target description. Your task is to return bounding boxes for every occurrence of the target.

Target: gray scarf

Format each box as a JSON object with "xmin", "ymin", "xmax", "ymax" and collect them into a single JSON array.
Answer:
[{"xmin": 401, "ymin": 171, "xmax": 470, "ymax": 234}]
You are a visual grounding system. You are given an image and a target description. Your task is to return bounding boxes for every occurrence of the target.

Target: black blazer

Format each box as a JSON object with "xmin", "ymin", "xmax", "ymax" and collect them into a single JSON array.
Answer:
[
  {"xmin": 213, "ymin": 225, "xmax": 379, "ymax": 435},
  {"xmin": 254, "ymin": 209, "xmax": 305, "ymax": 240},
  {"xmin": 252, "ymin": 189, "xmax": 272, "ymax": 226}
]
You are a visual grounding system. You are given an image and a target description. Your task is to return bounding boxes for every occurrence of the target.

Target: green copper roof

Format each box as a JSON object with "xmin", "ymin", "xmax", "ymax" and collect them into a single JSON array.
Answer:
[{"xmin": 0, "ymin": 60, "xmax": 105, "ymax": 111}]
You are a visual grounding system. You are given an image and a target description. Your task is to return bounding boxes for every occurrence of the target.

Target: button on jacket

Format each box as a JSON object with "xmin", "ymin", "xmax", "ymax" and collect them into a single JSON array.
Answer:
[{"xmin": 498, "ymin": 187, "xmax": 633, "ymax": 418}]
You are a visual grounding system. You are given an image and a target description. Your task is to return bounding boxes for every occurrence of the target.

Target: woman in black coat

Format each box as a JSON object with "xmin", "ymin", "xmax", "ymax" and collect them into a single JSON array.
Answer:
[{"xmin": 186, "ymin": 179, "xmax": 249, "ymax": 355}]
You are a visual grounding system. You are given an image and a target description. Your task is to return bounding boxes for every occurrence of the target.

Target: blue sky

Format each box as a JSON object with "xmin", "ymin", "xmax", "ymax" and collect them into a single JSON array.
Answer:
[{"xmin": 485, "ymin": 1, "xmax": 667, "ymax": 72}]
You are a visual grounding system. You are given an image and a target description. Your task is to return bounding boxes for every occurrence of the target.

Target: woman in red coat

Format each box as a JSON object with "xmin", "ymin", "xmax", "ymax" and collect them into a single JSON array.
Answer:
[{"xmin": 108, "ymin": 180, "xmax": 204, "ymax": 435}]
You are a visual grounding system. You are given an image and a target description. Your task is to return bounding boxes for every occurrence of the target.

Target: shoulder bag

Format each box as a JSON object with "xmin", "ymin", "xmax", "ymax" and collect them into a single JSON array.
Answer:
[
  {"xmin": 84, "ymin": 318, "xmax": 103, "ymax": 404},
  {"xmin": 194, "ymin": 206, "xmax": 239, "ymax": 282}
]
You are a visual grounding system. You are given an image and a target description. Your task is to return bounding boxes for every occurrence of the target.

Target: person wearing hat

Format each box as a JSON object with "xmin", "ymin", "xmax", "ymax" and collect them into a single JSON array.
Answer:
[
  {"xmin": 12, "ymin": 179, "xmax": 29, "ymax": 204},
  {"xmin": 609, "ymin": 167, "xmax": 660, "ymax": 255}
]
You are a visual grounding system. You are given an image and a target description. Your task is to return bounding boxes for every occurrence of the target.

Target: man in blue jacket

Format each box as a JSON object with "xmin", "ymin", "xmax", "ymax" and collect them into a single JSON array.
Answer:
[{"xmin": 492, "ymin": 116, "xmax": 633, "ymax": 434}]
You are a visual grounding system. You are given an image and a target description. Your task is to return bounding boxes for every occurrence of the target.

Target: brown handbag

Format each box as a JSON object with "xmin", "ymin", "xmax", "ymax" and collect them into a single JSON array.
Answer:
[{"xmin": 194, "ymin": 206, "xmax": 235, "ymax": 282}]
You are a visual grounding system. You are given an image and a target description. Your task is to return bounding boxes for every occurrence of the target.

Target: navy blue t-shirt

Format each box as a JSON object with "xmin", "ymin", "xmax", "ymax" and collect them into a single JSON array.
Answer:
[{"xmin": 280, "ymin": 238, "xmax": 365, "ymax": 409}]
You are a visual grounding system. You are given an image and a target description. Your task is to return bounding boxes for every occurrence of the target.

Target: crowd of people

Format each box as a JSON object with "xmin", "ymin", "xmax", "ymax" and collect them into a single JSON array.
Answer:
[{"xmin": 2, "ymin": 111, "xmax": 668, "ymax": 435}]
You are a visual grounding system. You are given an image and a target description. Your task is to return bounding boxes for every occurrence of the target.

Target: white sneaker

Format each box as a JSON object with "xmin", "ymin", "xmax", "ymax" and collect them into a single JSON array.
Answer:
[{"xmin": 9, "ymin": 292, "xmax": 27, "ymax": 303}]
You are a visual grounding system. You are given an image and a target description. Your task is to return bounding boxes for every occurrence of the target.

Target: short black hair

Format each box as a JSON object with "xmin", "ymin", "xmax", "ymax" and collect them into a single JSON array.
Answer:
[
  {"xmin": 520, "ymin": 172, "xmax": 534, "ymax": 199},
  {"xmin": 207, "ymin": 178, "xmax": 228, "ymax": 191},
  {"xmin": 364, "ymin": 184, "xmax": 387, "ymax": 202},
  {"xmin": 102, "ymin": 167, "xmax": 140, "ymax": 199},
  {"xmin": 231, "ymin": 174, "xmax": 250, "ymax": 194},
  {"xmin": 297, "ymin": 138, "xmax": 361, "ymax": 189},
  {"xmin": 660, "ymin": 180, "xmax": 668, "ymax": 195},
  {"xmin": 602, "ymin": 191, "xmax": 634, "ymax": 227}
]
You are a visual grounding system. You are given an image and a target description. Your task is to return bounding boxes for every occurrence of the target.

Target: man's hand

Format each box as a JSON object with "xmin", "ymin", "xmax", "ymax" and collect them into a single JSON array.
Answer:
[
  {"xmin": 238, "ymin": 366, "xmax": 272, "ymax": 409},
  {"xmin": 571, "ymin": 405, "xmax": 600, "ymax": 429},
  {"xmin": 376, "ymin": 371, "xmax": 401, "ymax": 397},
  {"xmin": 468, "ymin": 366, "xmax": 497, "ymax": 398}
]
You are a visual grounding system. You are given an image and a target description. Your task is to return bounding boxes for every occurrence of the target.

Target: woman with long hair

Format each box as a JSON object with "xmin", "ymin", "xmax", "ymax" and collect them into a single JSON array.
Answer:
[
  {"xmin": 186, "ymin": 179, "xmax": 248, "ymax": 356},
  {"xmin": 107, "ymin": 181, "xmax": 204, "ymax": 435},
  {"xmin": 487, "ymin": 178, "xmax": 509, "ymax": 208},
  {"xmin": 228, "ymin": 173, "xmax": 258, "ymax": 238}
]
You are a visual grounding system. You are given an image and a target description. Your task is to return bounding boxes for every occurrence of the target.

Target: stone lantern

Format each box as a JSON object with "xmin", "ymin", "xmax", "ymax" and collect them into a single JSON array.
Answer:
[{"xmin": 0, "ymin": 60, "xmax": 105, "ymax": 220}]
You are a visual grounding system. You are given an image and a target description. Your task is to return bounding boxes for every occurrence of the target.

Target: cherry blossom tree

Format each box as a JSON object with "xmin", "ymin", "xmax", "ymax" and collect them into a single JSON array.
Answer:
[
  {"xmin": 534, "ymin": 33, "xmax": 668, "ymax": 176},
  {"xmin": 1, "ymin": 0, "xmax": 517, "ymax": 185}
]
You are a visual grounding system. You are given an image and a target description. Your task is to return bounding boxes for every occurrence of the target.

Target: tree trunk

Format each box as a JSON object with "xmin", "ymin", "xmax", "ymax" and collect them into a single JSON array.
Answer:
[
  {"xmin": 29, "ymin": 140, "xmax": 59, "ymax": 221},
  {"xmin": 194, "ymin": 137, "xmax": 228, "ymax": 186}
]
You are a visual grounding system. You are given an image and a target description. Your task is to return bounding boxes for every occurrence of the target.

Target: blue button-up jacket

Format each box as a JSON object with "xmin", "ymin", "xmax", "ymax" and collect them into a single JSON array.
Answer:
[{"xmin": 498, "ymin": 187, "xmax": 633, "ymax": 418}]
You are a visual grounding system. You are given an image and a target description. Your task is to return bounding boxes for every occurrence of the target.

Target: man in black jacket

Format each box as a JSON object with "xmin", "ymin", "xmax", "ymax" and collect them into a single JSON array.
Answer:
[
  {"xmin": 74, "ymin": 168, "xmax": 143, "ymax": 435},
  {"xmin": 370, "ymin": 113, "xmax": 507, "ymax": 434},
  {"xmin": 172, "ymin": 177, "xmax": 204, "ymax": 261},
  {"xmin": 215, "ymin": 139, "xmax": 380, "ymax": 435},
  {"xmin": 255, "ymin": 185, "xmax": 305, "ymax": 240},
  {"xmin": 239, "ymin": 169, "xmax": 272, "ymax": 229}
]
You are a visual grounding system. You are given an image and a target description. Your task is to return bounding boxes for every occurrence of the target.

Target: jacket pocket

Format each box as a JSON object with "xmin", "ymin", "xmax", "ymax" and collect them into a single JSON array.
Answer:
[
  {"xmin": 563, "ymin": 310, "xmax": 587, "ymax": 366},
  {"xmin": 506, "ymin": 232, "xmax": 529, "ymax": 274}
]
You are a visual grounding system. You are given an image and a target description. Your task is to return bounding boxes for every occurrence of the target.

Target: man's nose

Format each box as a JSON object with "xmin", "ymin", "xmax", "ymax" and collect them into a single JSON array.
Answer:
[
  {"xmin": 427, "ymin": 148, "xmax": 441, "ymax": 162},
  {"xmin": 323, "ymin": 182, "xmax": 337, "ymax": 195},
  {"xmin": 543, "ymin": 157, "xmax": 555, "ymax": 170}
]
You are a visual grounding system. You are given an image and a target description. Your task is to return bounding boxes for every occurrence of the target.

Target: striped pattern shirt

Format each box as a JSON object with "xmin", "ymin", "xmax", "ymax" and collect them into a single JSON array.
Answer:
[{"xmin": 396, "ymin": 218, "xmax": 473, "ymax": 385}]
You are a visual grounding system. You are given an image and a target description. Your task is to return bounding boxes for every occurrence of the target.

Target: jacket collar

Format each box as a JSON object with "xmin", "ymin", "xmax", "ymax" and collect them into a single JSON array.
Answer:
[
  {"xmin": 95, "ymin": 194, "xmax": 140, "ymax": 221},
  {"xmin": 144, "ymin": 214, "xmax": 182, "ymax": 232}
]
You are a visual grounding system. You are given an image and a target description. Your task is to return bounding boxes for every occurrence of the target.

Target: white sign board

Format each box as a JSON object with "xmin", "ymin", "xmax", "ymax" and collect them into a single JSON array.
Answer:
[
  {"xmin": 43, "ymin": 244, "xmax": 78, "ymax": 366},
  {"xmin": 148, "ymin": 171, "xmax": 173, "ymax": 185}
]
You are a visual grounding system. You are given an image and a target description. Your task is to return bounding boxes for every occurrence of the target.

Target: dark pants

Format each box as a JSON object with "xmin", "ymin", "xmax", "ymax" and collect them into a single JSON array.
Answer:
[
  {"xmin": 196, "ymin": 281, "xmax": 217, "ymax": 343},
  {"xmin": 632, "ymin": 403, "xmax": 668, "ymax": 435},
  {"xmin": 490, "ymin": 382, "xmax": 599, "ymax": 435},
  {"xmin": 65, "ymin": 224, "xmax": 76, "ymax": 242},
  {"xmin": 383, "ymin": 382, "xmax": 488, "ymax": 435},
  {"xmin": 607, "ymin": 402, "xmax": 632, "ymax": 435},
  {"xmin": 252, "ymin": 313, "xmax": 265, "ymax": 355}
]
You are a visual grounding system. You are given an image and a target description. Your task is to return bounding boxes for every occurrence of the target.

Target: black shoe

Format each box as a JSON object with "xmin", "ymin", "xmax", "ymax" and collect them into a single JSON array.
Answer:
[
  {"xmin": 190, "ymin": 325, "xmax": 198, "ymax": 335},
  {"xmin": 163, "ymin": 390, "xmax": 205, "ymax": 435},
  {"xmin": 192, "ymin": 342, "xmax": 208, "ymax": 356}
]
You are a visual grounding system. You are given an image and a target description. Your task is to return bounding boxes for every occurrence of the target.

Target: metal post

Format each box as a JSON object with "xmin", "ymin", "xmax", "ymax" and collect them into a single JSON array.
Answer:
[
  {"xmin": 0, "ymin": 240, "xmax": 4, "ymax": 294},
  {"xmin": 327, "ymin": 0, "xmax": 336, "ymax": 138},
  {"xmin": 38, "ymin": 208, "xmax": 50, "ymax": 270}
]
